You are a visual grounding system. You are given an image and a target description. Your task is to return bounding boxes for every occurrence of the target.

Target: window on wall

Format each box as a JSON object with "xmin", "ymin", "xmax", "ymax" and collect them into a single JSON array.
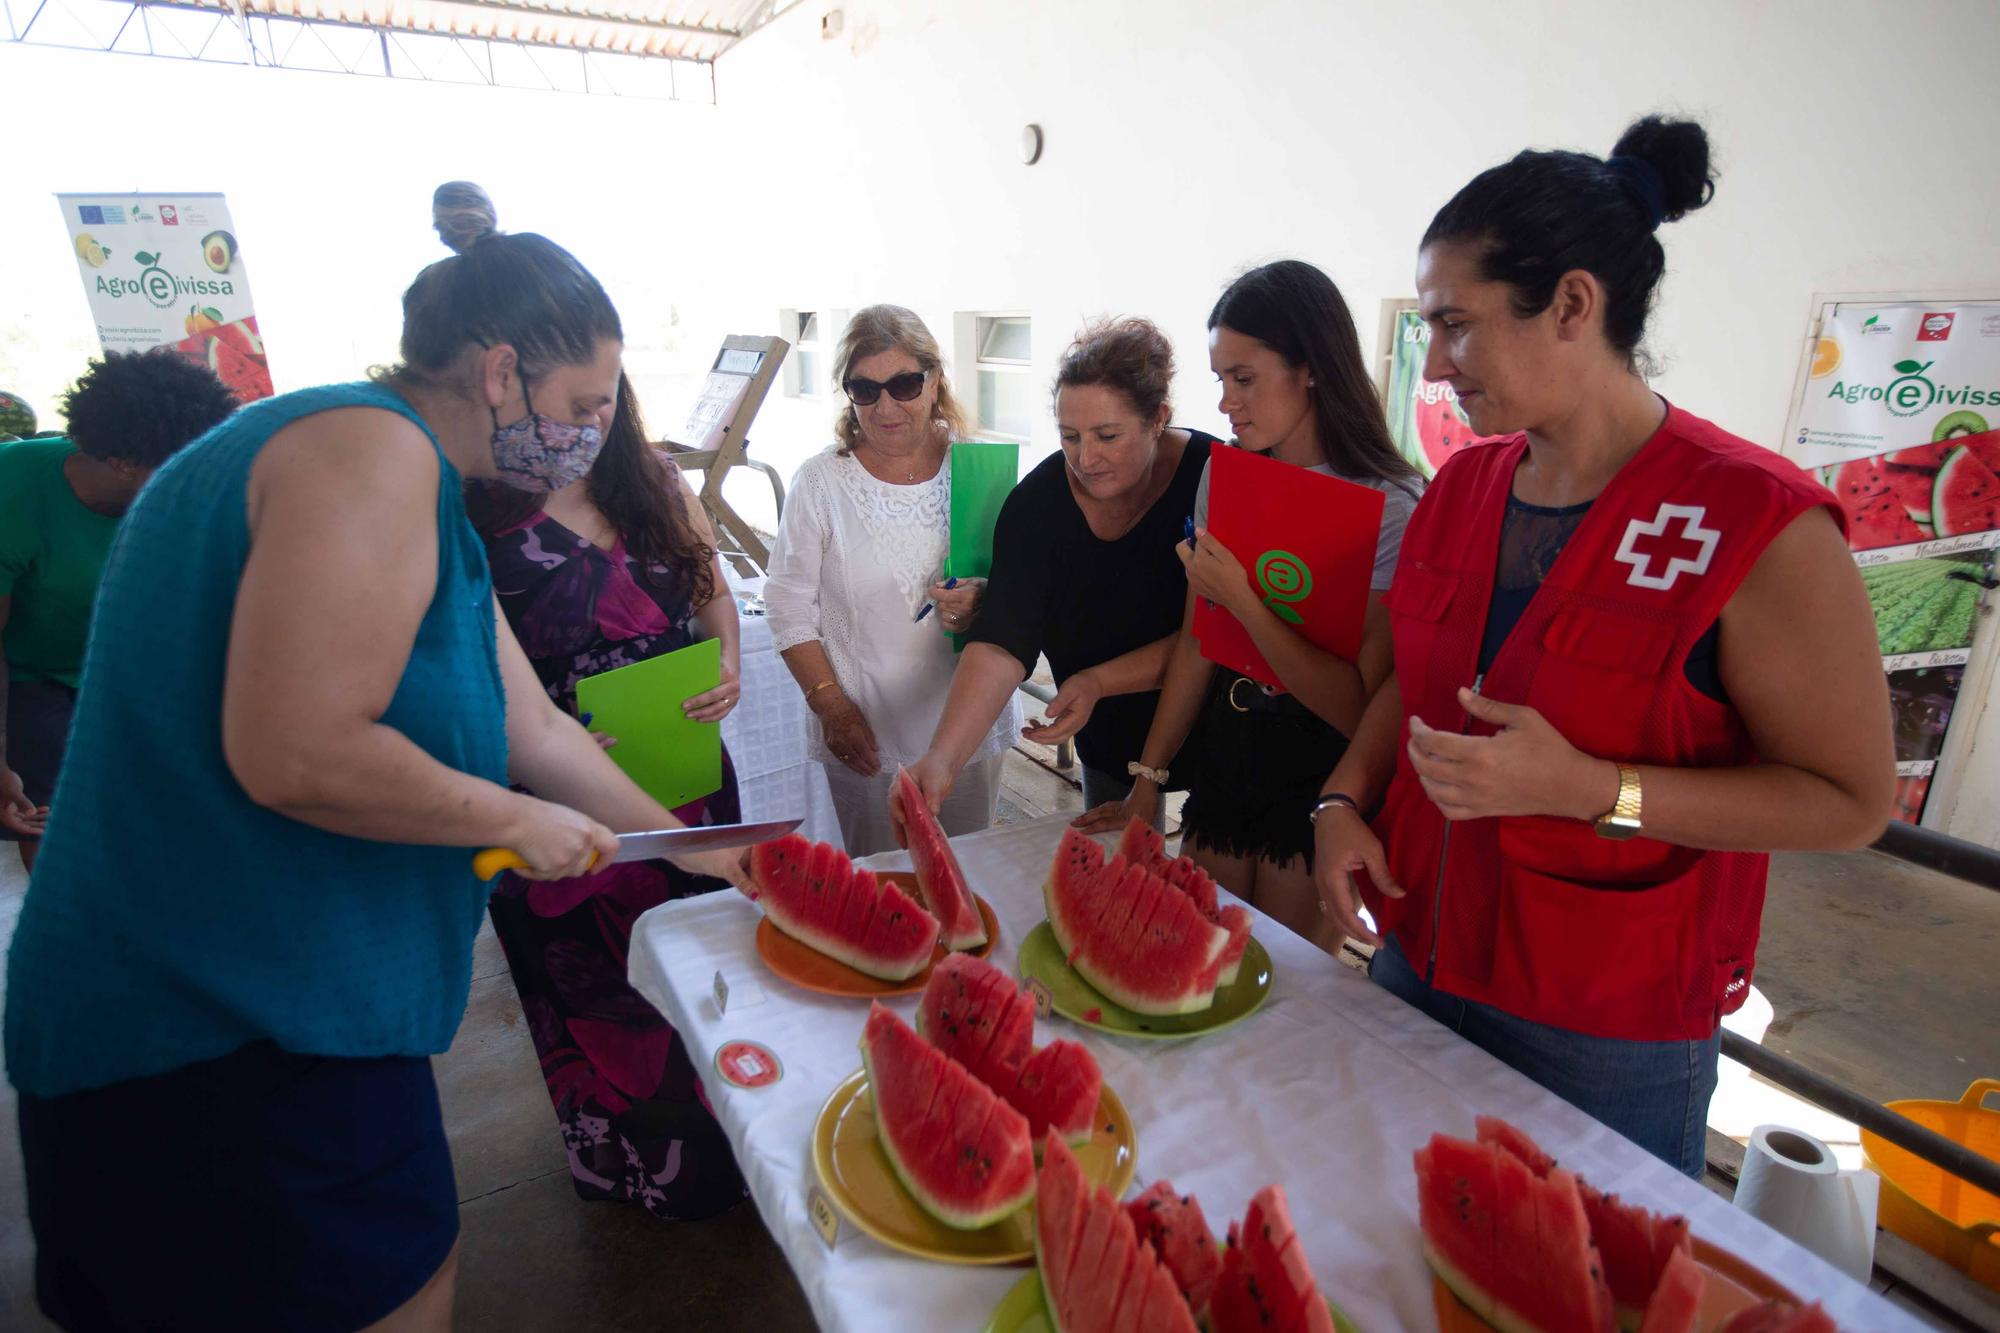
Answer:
[
  {"xmin": 790, "ymin": 310, "xmax": 823, "ymax": 397},
  {"xmin": 973, "ymin": 314, "xmax": 1033, "ymax": 441}
]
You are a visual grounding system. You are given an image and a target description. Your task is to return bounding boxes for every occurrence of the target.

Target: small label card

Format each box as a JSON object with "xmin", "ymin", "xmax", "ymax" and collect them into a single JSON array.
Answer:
[
  {"xmin": 808, "ymin": 1184, "xmax": 840, "ymax": 1249},
  {"xmin": 713, "ymin": 969, "xmax": 730, "ymax": 1016},
  {"xmin": 1025, "ymin": 976, "xmax": 1053, "ymax": 1020}
]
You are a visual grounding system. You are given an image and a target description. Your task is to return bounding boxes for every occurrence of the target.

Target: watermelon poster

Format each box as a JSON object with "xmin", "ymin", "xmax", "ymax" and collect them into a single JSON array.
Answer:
[
  {"xmin": 1383, "ymin": 307, "xmax": 1501, "ymax": 476},
  {"xmin": 57, "ymin": 192, "xmax": 273, "ymax": 403},
  {"xmin": 1785, "ymin": 299, "xmax": 2000, "ymax": 823}
]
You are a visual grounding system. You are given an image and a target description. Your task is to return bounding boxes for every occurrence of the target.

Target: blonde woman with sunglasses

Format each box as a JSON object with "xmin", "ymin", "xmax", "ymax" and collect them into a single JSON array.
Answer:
[{"xmin": 764, "ymin": 305, "xmax": 1019, "ymax": 855}]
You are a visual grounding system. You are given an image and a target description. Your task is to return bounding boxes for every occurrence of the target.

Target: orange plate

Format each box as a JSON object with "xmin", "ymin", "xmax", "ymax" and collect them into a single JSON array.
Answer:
[
  {"xmin": 1430, "ymin": 1236, "xmax": 1800, "ymax": 1333},
  {"xmin": 755, "ymin": 874, "xmax": 999, "ymax": 999}
]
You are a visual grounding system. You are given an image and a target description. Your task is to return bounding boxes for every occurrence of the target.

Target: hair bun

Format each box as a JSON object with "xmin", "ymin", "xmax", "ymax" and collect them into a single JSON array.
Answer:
[
  {"xmin": 432, "ymin": 181, "xmax": 500, "ymax": 254},
  {"xmin": 1609, "ymin": 116, "xmax": 1715, "ymax": 223}
]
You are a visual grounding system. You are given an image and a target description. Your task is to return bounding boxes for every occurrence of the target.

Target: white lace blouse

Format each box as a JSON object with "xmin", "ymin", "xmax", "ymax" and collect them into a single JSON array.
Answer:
[{"xmin": 764, "ymin": 446, "xmax": 1020, "ymax": 769}]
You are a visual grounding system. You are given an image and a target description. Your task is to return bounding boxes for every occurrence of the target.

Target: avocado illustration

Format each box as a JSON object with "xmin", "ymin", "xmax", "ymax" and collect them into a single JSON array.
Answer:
[
  {"xmin": 201, "ymin": 230, "xmax": 237, "ymax": 273},
  {"xmin": 1933, "ymin": 410, "xmax": 1988, "ymax": 442}
]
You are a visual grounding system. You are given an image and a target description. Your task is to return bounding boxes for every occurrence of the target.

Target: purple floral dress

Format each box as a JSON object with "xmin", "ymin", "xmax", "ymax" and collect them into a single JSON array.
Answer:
[{"xmin": 483, "ymin": 508, "xmax": 746, "ymax": 1220}]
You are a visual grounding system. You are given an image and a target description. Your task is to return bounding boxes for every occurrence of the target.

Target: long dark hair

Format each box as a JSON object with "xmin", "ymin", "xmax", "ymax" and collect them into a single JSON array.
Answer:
[
  {"xmin": 466, "ymin": 375, "xmax": 716, "ymax": 606},
  {"xmin": 1208, "ymin": 260, "xmax": 1422, "ymax": 498},
  {"xmin": 1422, "ymin": 116, "xmax": 1716, "ymax": 363}
]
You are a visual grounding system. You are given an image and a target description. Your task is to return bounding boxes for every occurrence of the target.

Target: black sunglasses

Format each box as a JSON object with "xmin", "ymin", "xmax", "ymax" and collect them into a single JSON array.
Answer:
[{"xmin": 843, "ymin": 369, "xmax": 929, "ymax": 406}]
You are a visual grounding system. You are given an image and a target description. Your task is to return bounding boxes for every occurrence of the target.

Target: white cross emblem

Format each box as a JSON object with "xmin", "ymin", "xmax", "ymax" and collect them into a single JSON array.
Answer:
[{"xmin": 1614, "ymin": 503, "xmax": 1720, "ymax": 591}]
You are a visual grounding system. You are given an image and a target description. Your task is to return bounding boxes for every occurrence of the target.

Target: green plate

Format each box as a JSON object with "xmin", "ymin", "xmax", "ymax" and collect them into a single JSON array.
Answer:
[
  {"xmin": 982, "ymin": 1267, "xmax": 1361, "ymax": 1333},
  {"xmin": 1016, "ymin": 922, "xmax": 1273, "ymax": 1039}
]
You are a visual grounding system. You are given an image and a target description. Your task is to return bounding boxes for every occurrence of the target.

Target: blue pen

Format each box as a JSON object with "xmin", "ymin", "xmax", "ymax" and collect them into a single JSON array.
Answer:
[
  {"xmin": 914, "ymin": 576, "xmax": 959, "ymax": 623},
  {"xmin": 1184, "ymin": 515, "xmax": 1197, "ymax": 549}
]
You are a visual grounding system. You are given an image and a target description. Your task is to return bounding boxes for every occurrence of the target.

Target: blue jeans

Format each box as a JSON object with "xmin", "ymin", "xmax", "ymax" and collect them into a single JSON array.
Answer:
[
  {"xmin": 1369, "ymin": 937, "xmax": 1719, "ymax": 1178},
  {"xmin": 1080, "ymin": 766, "xmax": 1167, "ymax": 831}
]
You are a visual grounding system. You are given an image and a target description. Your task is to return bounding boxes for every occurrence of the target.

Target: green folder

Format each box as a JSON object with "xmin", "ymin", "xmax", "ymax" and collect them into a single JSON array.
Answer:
[
  {"xmin": 574, "ymin": 638, "xmax": 722, "ymax": 810},
  {"xmin": 944, "ymin": 442, "xmax": 1018, "ymax": 651}
]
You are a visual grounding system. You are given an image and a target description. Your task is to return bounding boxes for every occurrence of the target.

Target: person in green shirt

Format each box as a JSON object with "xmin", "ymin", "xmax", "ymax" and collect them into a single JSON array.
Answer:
[{"xmin": 1, "ymin": 351, "xmax": 238, "ymax": 870}]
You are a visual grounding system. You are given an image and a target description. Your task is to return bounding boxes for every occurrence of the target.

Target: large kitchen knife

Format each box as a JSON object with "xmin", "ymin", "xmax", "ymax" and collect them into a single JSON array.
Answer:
[{"xmin": 472, "ymin": 818, "xmax": 801, "ymax": 881}]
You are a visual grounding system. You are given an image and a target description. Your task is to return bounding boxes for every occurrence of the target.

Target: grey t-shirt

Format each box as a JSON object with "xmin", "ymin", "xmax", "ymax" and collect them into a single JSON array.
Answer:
[{"xmin": 1192, "ymin": 455, "xmax": 1421, "ymax": 592}]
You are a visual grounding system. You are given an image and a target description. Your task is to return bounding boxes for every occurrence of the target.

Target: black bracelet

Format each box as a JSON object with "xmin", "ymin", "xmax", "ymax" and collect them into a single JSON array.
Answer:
[{"xmin": 1309, "ymin": 792, "xmax": 1362, "ymax": 824}]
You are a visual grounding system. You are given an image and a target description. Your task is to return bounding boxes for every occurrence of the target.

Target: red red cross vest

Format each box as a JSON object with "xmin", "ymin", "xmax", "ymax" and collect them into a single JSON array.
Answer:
[{"xmin": 1363, "ymin": 404, "xmax": 1842, "ymax": 1041}]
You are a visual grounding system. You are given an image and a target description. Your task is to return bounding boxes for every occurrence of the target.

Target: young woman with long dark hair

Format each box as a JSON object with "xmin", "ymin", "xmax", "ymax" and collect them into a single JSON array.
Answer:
[
  {"xmin": 1075, "ymin": 260, "xmax": 1422, "ymax": 948},
  {"xmin": 466, "ymin": 370, "xmax": 748, "ymax": 1221}
]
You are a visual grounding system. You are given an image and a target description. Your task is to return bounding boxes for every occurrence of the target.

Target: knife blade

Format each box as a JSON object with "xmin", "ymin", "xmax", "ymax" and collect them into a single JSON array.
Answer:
[{"xmin": 473, "ymin": 818, "xmax": 801, "ymax": 881}]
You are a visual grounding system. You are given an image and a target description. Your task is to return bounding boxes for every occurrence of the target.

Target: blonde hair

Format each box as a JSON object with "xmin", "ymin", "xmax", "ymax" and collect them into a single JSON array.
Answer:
[{"xmin": 831, "ymin": 305, "xmax": 969, "ymax": 456}]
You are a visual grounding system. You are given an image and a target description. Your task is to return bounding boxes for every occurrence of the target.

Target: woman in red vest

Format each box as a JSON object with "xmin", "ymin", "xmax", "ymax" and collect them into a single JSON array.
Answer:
[{"xmin": 1312, "ymin": 115, "xmax": 1893, "ymax": 1176}]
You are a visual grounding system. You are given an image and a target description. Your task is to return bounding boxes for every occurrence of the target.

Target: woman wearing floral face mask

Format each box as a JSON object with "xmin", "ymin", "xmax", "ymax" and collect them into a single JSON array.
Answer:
[{"xmin": 5, "ymin": 183, "xmax": 750, "ymax": 1331}]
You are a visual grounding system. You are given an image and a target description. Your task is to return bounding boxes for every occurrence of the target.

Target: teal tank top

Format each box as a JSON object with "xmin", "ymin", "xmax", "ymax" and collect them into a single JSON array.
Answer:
[{"xmin": 5, "ymin": 382, "xmax": 509, "ymax": 1097}]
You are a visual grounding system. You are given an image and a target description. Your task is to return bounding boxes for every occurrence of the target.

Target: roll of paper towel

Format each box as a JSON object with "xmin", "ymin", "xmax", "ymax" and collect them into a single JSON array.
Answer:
[{"xmin": 1734, "ymin": 1124, "xmax": 1879, "ymax": 1281}]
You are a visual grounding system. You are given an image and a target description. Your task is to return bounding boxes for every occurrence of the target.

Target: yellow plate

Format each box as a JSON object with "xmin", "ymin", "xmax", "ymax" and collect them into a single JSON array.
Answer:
[
  {"xmin": 811, "ymin": 1068, "xmax": 1137, "ymax": 1265},
  {"xmin": 757, "ymin": 878, "xmax": 1000, "ymax": 999},
  {"xmin": 983, "ymin": 1264, "xmax": 1364, "ymax": 1332}
]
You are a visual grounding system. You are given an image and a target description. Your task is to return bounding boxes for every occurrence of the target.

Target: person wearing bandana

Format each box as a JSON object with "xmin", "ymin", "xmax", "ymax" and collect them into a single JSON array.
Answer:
[{"xmin": 5, "ymin": 182, "xmax": 752, "ymax": 1330}]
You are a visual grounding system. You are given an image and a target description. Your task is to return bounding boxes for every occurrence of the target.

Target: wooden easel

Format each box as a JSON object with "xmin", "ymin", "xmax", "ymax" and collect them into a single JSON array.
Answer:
[{"xmin": 665, "ymin": 334, "xmax": 790, "ymax": 575}]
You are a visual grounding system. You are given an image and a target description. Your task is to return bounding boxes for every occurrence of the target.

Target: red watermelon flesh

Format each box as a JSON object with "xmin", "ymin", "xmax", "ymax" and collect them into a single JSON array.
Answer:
[
  {"xmin": 749, "ymin": 834, "xmax": 938, "ymax": 981},
  {"xmin": 1124, "ymin": 1181, "xmax": 1221, "ymax": 1314},
  {"xmin": 1963, "ymin": 428, "xmax": 2000, "ymax": 476},
  {"xmin": 1847, "ymin": 492, "xmax": 1930, "ymax": 550},
  {"xmin": 919, "ymin": 952, "xmax": 1033, "ymax": 1083},
  {"xmin": 1417, "ymin": 1131, "xmax": 1615, "ymax": 1333},
  {"xmin": 1476, "ymin": 1117, "xmax": 1692, "ymax": 1327},
  {"xmin": 205, "ymin": 332, "xmax": 273, "ymax": 403},
  {"xmin": 1045, "ymin": 828, "xmax": 1230, "ymax": 1014},
  {"xmin": 1035, "ymin": 1137, "xmax": 1198, "ymax": 1333},
  {"xmin": 1635, "ymin": 1246, "xmax": 1704, "ymax": 1333},
  {"xmin": 1933, "ymin": 445, "xmax": 2000, "ymax": 538},
  {"xmin": 1007, "ymin": 1039, "xmax": 1102, "ymax": 1147},
  {"xmin": 1886, "ymin": 467, "xmax": 1936, "ymax": 522},
  {"xmin": 895, "ymin": 766, "xmax": 987, "ymax": 950},
  {"xmin": 917, "ymin": 953, "xmax": 1101, "ymax": 1145},
  {"xmin": 1113, "ymin": 818, "xmax": 1250, "ymax": 986},
  {"xmin": 860, "ymin": 1002, "xmax": 1034, "ymax": 1229},
  {"xmin": 1718, "ymin": 1302, "xmax": 1837, "ymax": 1333},
  {"xmin": 1829, "ymin": 458, "xmax": 1893, "ymax": 505},
  {"xmin": 1210, "ymin": 1185, "xmax": 1336, "ymax": 1333},
  {"xmin": 1884, "ymin": 441, "xmax": 1953, "ymax": 470}
]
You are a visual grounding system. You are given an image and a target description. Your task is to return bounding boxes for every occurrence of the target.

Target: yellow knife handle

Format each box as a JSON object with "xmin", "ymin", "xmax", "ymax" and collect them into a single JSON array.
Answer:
[{"xmin": 472, "ymin": 847, "xmax": 603, "ymax": 881}]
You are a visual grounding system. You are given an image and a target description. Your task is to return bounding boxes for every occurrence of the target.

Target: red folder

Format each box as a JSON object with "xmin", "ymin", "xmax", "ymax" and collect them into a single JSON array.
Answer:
[{"xmin": 1191, "ymin": 445, "xmax": 1385, "ymax": 690}]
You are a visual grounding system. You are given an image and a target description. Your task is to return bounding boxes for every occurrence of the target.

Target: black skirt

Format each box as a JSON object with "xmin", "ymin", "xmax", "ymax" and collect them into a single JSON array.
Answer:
[{"xmin": 1178, "ymin": 670, "xmax": 1351, "ymax": 870}]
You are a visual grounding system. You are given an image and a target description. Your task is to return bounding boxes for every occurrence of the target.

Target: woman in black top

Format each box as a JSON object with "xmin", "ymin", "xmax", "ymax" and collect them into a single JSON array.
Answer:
[{"xmin": 892, "ymin": 318, "xmax": 1216, "ymax": 835}]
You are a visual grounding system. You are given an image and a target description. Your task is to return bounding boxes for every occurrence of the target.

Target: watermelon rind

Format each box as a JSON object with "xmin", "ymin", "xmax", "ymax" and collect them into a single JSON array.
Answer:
[
  {"xmin": 860, "ymin": 1004, "xmax": 1034, "ymax": 1230},
  {"xmin": 1043, "ymin": 828, "xmax": 1229, "ymax": 1016},
  {"xmin": 751, "ymin": 836, "xmax": 938, "ymax": 981}
]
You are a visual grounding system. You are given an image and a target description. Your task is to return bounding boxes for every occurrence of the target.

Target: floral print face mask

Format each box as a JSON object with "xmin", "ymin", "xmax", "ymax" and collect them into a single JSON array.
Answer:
[{"xmin": 491, "ymin": 379, "xmax": 604, "ymax": 492}]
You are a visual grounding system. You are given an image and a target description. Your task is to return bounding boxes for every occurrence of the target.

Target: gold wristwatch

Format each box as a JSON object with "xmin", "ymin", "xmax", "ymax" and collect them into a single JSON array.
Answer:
[{"xmin": 1594, "ymin": 765, "xmax": 1643, "ymax": 840}]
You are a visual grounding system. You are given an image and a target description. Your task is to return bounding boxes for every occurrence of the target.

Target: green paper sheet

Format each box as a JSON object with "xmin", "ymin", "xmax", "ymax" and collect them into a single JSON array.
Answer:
[
  {"xmin": 944, "ymin": 441, "xmax": 1019, "ymax": 581},
  {"xmin": 944, "ymin": 441, "xmax": 1018, "ymax": 652},
  {"xmin": 574, "ymin": 638, "xmax": 722, "ymax": 810}
]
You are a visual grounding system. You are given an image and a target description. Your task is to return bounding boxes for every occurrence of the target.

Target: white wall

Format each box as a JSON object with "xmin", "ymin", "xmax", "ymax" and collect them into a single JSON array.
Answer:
[{"xmin": 675, "ymin": 0, "xmax": 2000, "ymax": 843}]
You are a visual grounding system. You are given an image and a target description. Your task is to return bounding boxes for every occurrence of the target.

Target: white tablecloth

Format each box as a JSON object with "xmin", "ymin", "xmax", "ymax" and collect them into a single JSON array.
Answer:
[
  {"xmin": 627, "ymin": 816, "xmax": 1916, "ymax": 1333},
  {"xmin": 721, "ymin": 576, "xmax": 838, "ymax": 845}
]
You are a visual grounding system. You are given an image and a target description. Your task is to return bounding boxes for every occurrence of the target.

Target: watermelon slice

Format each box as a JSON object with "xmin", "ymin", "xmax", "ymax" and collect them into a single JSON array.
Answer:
[
  {"xmin": 1124, "ymin": 1181, "xmax": 1222, "ymax": 1315},
  {"xmin": 1933, "ymin": 445, "xmax": 2000, "ymax": 538},
  {"xmin": 1209, "ymin": 1184, "xmax": 1337, "ymax": 1333},
  {"xmin": 1113, "ymin": 818, "xmax": 1252, "ymax": 987},
  {"xmin": 859, "ymin": 1002, "xmax": 1034, "ymax": 1229},
  {"xmin": 748, "ymin": 834, "xmax": 939, "ymax": 981},
  {"xmin": 1477, "ymin": 1117, "xmax": 1692, "ymax": 1326},
  {"xmin": 1635, "ymin": 1247, "xmax": 1704, "ymax": 1333},
  {"xmin": 917, "ymin": 953, "xmax": 1101, "ymax": 1146},
  {"xmin": 1847, "ymin": 492, "xmax": 1929, "ymax": 550},
  {"xmin": 1416, "ymin": 1131, "xmax": 1616, "ymax": 1333},
  {"xmin": 1045, "ymin": 826, "xmax": 1231, "ymax": 1015},
  {"xmin": 895, "ymin": 766, "xmax": 987, "ymax": 950},
  {"xmin": 1035, "ymin": 1137, "xmax": 1198, "ymax": 1333},
  {"xmin": 1885, "ymin": 467, "xmax": 1936, "ymax": 524},
  {"xmin": 1717, "ymin": 1301, "xmax": 1838, "ymax": 1333},
  {"xmin": 1885, "ymin": 441, "xmax": 1954, "ymax": 470},
  {"xmin": 205, "ymin": 332, "xmax": 274, "ymax": 403}
]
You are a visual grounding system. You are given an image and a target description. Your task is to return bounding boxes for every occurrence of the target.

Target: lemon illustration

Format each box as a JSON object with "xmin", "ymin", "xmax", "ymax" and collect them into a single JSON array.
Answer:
[
  {"xmin": 73, "ymin": 233, "xmax": 109, "ymax": 268},
  {"xmin": 1809, "ymin": 336, "xmax": 1841, "ymax": 379}
]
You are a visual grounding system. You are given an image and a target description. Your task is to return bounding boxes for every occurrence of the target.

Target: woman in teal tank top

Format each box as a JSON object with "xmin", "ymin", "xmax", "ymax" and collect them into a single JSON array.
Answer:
[{"xmin": 5, "ymin": 186, "xmax": 753, "ymax": 1332}]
